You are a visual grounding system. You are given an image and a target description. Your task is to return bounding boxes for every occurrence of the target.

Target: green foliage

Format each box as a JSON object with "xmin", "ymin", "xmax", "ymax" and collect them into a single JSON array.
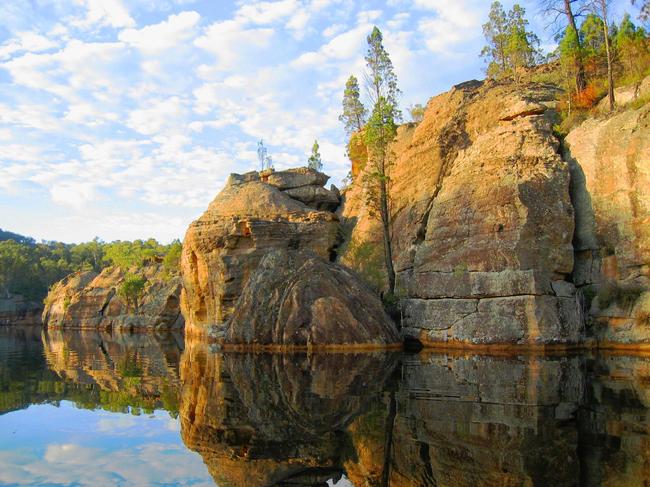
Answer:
[
  {"xmin": 0, "ymin": 229, "xmax": 180, "ymax": 303},
  {"xmin": 344, "ymin": 239, "xmax": 385, "ymax": 292},
  {"xmin": 118, "ymin": 274, "xmax": 147, "ymax": 312},
  {"xmin": 362, "ymin": 26, "xmax": 400, "ymax": 294},
  {"xmin": 481, "ymin": 2, "xmax": 540, "ymax": 81},
  {"xmin": 307, "ymin": 139, "xmax": 323, "ymax": 171},
  {"xmin": 339, "ymin": 75, "xmax": 367, "ymax": 135}
]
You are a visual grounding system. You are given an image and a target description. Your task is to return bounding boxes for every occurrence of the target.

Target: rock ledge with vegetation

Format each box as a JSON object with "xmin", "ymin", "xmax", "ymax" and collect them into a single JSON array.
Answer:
[{"xmin": 42, "ymin": 262, "xmax": 183, "ymax": 332}]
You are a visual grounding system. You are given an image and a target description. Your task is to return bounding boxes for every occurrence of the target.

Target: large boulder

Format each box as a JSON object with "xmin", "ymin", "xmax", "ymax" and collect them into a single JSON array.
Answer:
[
  {"xmin": 180, "ymin": 169, "xmax": 342, "ymax": 339},
  {"xmin": 566, "ymin": 100, "xmax": 650, "ymax": 347},
  {"xmin": 341, "ymin": 80, "xmax": 582, "ymax": 347},
  {"xmin": 42, "ymin": 263, "xmax": 183, "ymax": 331},
  {"xmin": 223, "ymin": 249, "xmax": 401, "ymax": 349}
]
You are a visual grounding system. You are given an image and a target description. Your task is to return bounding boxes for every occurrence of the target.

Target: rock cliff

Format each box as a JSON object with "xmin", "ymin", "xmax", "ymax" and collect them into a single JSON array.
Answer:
[
  {"xmin": 566, "ymin": 99, "xmax": 650, "ymax": 347},
  {"xmin": 0, "ymin": 294, "xmax": 42, "ymax": 326},
  {"xmin": 180, "ymin": 167, "xmax": 401, "ymax": 348},
  {"xmin": 42, "ymin": 263, "xmax": 183, "ymax": 331},
  {"xmin": 341, "ymin": 80, "xmax": 582, "ymax": 347}
]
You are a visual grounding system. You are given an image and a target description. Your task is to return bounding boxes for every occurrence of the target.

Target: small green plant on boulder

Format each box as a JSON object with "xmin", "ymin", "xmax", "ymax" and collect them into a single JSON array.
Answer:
[{"xmin": 118, "ymin": 273, "xmax": 147, "ymax": 313}]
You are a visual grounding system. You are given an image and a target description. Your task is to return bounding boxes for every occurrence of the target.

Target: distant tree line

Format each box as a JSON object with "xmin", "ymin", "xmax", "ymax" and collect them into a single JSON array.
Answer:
[{"xmin": 0, "ymin": 229, "xmax": 181, "ymax": 302}]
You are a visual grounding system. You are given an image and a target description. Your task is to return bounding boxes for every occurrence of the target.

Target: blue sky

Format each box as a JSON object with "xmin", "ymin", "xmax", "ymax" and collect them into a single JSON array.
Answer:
[{"xmin": 0, "ymin": 0, "xmax": 641, "ymax": 243}]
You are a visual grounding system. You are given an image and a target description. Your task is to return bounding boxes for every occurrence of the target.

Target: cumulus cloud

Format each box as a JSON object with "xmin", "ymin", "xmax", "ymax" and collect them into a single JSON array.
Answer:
[{"xmin": 119, "ymin": 11, "xmax": 201, "ymax": 54}]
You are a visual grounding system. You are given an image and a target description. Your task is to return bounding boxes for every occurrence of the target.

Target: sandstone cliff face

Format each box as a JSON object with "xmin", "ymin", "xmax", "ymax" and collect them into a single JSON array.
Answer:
[
  {"xmin": 42, "ymin": 264, "xmax": 183, "ymax": 331},
  {"xmin": 341, "ymin": 80, "xmax": 581, "ymax": 346},
  {"xmin": 566, "ymin": 100, "xmax": 650, "ymax": 346},
  {"xmin": 223, "ymin": 249, "xmax": 400, "ymax": 349},
  {"xmin": 181, "ymin": 168, "xmax": 341, "ymax": 339},
  {"xmin": 181, "ymin": 167, "xmax": 399, "ymax": 348}
]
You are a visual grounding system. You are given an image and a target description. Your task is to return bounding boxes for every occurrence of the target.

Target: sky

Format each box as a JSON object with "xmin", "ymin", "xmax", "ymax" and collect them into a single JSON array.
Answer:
[{"xmin": 0, "ymin": 0, "xmax": 642, "ymax": 243}]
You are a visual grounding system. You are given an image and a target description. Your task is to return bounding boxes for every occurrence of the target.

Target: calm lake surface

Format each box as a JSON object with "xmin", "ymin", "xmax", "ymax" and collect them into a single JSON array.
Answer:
[{"xmin": 1, "ymin": 326, "xmax": 649, "ymax": 486}]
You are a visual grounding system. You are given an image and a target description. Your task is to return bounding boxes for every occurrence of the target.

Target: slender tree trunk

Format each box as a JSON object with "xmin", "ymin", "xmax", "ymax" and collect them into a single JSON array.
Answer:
[
  {"xmin": 602, "ymin": 16, "xmax": 615, "ymax": 111},
  {"xmin": 564, "ymin": 0, "xmax": 587, "ymax": 92},
  {"xmin": 379, "ymin": 170, "xmax": 395, "ymax": 295},
  {"xmin": 372, "ymin": 70, "xmax": 396, "ymax": 297}
]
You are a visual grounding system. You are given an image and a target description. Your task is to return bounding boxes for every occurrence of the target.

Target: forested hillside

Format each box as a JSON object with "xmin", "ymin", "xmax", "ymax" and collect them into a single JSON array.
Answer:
[{"xmin": 0, "ymin": 230, "xmax": 181, "ymax": 303}]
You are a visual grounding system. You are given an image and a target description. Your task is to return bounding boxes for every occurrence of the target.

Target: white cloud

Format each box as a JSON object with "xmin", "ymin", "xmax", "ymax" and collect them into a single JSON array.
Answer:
[
  {"xmin": 415, "ymin": 0, "xmax": 484, "ymax": 54},
  {"xmin": 119, "ymin": 11, "xmax": 201, "ymax": 54},
  {"xmin": 73, "ymin": 0, "xmax": 135, "ymax": 29},
  {"xmin": 235, "ymin": 0, "xmax": 299, "ymax": 24},
  {"xmin": 194, "ymin": 19, "xmax": 274, "ymax": 72},
  {"xmin": 127, "ymin": 96, "xmax": 189, "ymax": 135},
  {"xmin": 0, "ymin": 31, "xmax": 58, "ymax": 60},
  {"xmin": 50, "ymin": 182, "xmax": 99, "ymax": 208}
]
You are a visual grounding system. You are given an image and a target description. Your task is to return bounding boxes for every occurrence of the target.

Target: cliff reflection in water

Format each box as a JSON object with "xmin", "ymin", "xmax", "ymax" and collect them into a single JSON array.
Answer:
[
  {"xmin": 179, "ymin": 341, "xmax": 399, "ymax": 486},
  {"xmin": 2, "ymin": 326, "xmax": 650, "ymax": 486}
]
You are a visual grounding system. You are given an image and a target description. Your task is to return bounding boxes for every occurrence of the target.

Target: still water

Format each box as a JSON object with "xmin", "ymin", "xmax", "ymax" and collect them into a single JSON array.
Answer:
[{"xmin": 1, "ymin": 326, "xmax": 649, "ymax": 486}]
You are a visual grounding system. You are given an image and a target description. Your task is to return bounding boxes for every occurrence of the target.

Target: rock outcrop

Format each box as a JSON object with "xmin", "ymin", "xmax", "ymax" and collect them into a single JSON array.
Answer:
[
  {"xmin": 0, "ymin": 294, "xmax": 42, "ymax": 326},
  {"xmin": 224, "ymin": 249, "xmax": 400, "ymax": 349},
  {"xmin": 341, "ymin": 80, "xmax": 582, "ymax": 347},
  {"xmin": 181, "ymin": 168, "xmax": 340, "ymax": 339},
  {"xmin": 42, "ymin": 263, "xmax": 183, "ymax": 331},
  {"xmin": 181, "ymin": 167, "xmax": 400, "ymax": 348},
  {"xmin": 566, "ymin": 100, "xmax": 650, "ymax": 347}
]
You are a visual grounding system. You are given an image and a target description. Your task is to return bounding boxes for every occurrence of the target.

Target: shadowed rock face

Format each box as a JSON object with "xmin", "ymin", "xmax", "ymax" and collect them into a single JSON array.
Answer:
[
  {"xmin": 0, "ymin": 294, "xmax": 42, "ymax": 326},
  {"xmin": 179, "ymin": 340, "xmax": 398, "ymax": 487},
  {"xmin": 341, "ymin": 81, "xmax": 582, "ymax": 346},
  {"xmin": 566, "ymin": 100, "xmax": 650, "ymax": 346},
  {"xmin": 223, "ymin": 249, "xmax": 401, "ymax": 349},
  {"xmin": 42, "ymin": 264, "xmax": 183, "ymax": 332},
  {"xmin": 180, "ymin": 169, "xmax": 341, "ymax": 339}
]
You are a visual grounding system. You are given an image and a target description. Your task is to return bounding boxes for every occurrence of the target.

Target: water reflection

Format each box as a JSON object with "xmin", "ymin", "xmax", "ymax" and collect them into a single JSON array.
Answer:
[
  {"xmin": 1, "ymin": 326, "xmax": 650, "ymax": 486},
  {"xmin": 179, "ymin": 341, "xmax": 399, "ymax": 486}
]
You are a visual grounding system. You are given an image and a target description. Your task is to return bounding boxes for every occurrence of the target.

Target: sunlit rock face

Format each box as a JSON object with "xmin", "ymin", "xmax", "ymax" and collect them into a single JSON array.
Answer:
[
  {"xmin": 341, "ymin": 81, "xmax": 582, "ymax": 346},
  {"xmin": 223, "ymin": 249, "xmax": 401, "ymax": 349},
  {"xmin": 178, "ymin": 340, "xmax": 398, "ymax": 487},
  {"xmin": 179, "ymin": 167, "xmax": 400, "ymax": 349},
  {"xmin": 41, "ymin": 328, "xmax": 182, "ymax": 411},
  {"xmin": 566, "ymin": 98, "xmax": 650, "ymax": 346},
  {"xmin": 42, "ymin": 264, "xmax": 183, "ymax": 332}
]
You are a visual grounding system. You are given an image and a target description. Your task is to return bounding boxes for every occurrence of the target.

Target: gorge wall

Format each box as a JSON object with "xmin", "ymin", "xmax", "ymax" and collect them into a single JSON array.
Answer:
[
  {"xmin": 340, "ymin": 77, "xmax": 650, "ymax": 349},
  {"xmin": 566, "ymin": 101, "xmax": 650, "ymax": 347},
  {"xmin": 342, "ymin": 80, "xmax": 582, "ymax": 347},
  {"xmin": 176, "ymin": 77, "xmax": 649, "ymax": 349}
]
